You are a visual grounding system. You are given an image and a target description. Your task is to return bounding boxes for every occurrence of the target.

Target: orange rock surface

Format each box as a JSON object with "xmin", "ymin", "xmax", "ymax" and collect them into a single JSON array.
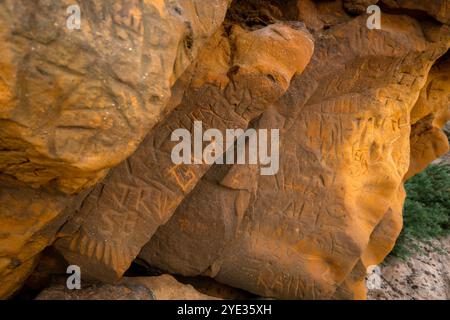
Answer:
[
  {"xmin": 0, "ymin": 0, "xmax": 230, "ymax": 298},
  {"xmin": 140, "ymin": 8, "xmax": 450, "ymax": 299},
  {"xmin": 0, "ymin": 0, "xmax": 449, "ymax": 300},
  {"xmin": 407, "ymin": 56, "xmax": 450, "ymax": 179},
  {"xmin": 55, "ymin": 22, "xmax": 314, "ymax": 282},
  {"xmin": 36, "ymin": 274, "xmax": 217, "ymax": 300}
]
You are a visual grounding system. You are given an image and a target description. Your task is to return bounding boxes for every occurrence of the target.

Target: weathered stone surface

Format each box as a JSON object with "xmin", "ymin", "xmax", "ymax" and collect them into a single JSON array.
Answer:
[
  {"xmin": 406, "ymin": 54, "xmax": 450, "ymax": 179},
  {"xmin": 367, "ymin": 236, "xmax": 450, "ymax": 300},
  {"xmin": 1, "ymin": 0, "xmax": 449, "ymax": 301},
  {"xmin": 16, "ymin": 247, "xmax": 69, "ymax": 299},
  {"xmin": 342, "ymin": 0, "xmax": 450, "ymax": 24},
  {"xmin": 36, "ymin": 274, "xmax": 216, "ymax": 300},
  {"xmin": 0, "ymin": 175, "xmax": 74, "ymax": 299},
  {"xmin": 125, "ymin": 275, "xmax": 219, "ymax": 300},
  {"xmin": 381, "ymin": 0, "xmax": 450, "ymax": 25},
  {"xmin": 140, "ymin": 12, "xmax": 450, "ymax": 299},
  {"xmin": 55, "ymin": 21, "xmax": 314, "ymax": 282},
  {"xmin": 0, "ymin": 0, "xmax": 230, "ymax": 194},
  {"xmin": 343, "ymin": 0, "xmax": 379, "ymax": 15},
  {"xmin": 36, "ymin": 280, "xmax": 155, "ymax": 300},
  {"xmin": 175, "ymin": 276, "xmax": 256, "ymax": 299}
]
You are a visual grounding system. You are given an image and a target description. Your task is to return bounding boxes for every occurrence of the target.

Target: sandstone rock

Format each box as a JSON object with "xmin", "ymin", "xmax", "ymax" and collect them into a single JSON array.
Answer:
[
  {"xmin": 125, "ymin": 275, "xmax": 219, "ymax": 300},
  {"xmin": 174, "ymin": 276, "xmax": 256, "ymax": 300},
  {"xmin": 0, "ymin": 0, "xmax": 230, "ymax": 194},
  {"xmin": 381, "ymin": 0, "xmax": 450, "ymax": 25},
  {"xmin": 406, "ymin": 54, "xmax": 450, "ymax": 179},
  {"xmin": 301, "ymin": 0, "xmax": 354, "ymax": 30},
  {"xmin": 55, "ymin": 22, "xmax": 314, "ymax": 282},
  {"xmin": 444, "ymin": 121, "xmax": 450, "ymax": 135},
  {"xmin": 0, "ymin": 175, "xmax": 75, "ymax": 299},
  {"xmin": 139, "ymin": 13, "xmax": 450, "ymax": 299},
  {"xmin": 36, "ymin": 281, "xmax": 155, "ymax": 300},
  {"xmin": 36, "ymin": 274, "xmax": 216, "ymax": 300},
  {"xmin": 16, "ymin": 248, "xmax": 69, "ymax": 299},
  {"xmin": 343, "ymin": 0, "xmax": 379, "ymax": 15},
  {"xmin": 0, "ymin": 0, "xmax": 449, "ymax": 301}
]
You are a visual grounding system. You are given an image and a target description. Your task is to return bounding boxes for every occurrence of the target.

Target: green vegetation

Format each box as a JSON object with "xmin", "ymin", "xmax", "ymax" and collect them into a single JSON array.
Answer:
[{"xmin": 391, "ymin": 164, "xmax": 450, "ymax": 258}]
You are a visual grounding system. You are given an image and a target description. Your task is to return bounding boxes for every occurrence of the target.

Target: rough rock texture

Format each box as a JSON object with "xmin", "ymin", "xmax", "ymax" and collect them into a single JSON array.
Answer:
[
  {"xmin": 174, "ymin": 276, "xmax": 256, "ymax": 300},
  {"xmin": 1, "ymin": 0, "xmax": 450, "ymax": 300},
  {"xmin": 367, "ymin": 236, "xmax": 450, "ymax": 300},
  {"xmin": 125, "ymin": 275, "xmax": 220, "ymax": 300},
  {"xmin": 0, "ymin": 0, "xmax": 230, "ymax": 194},
  {"xmin": 407, "ymin": 56, "xmax": 450, "ymax": 178},
  {"xmin": 55, "ymin": 22, "xmax": 314, "ymax": 282},
  {"xmin": 343, "ymin": 0, "xmax": 450, "ymax": 24},
  {"xmin": 139, "ymin": 7, "xmax": 450, "ymax": 299},
  {"xmin": 0, "ymin": 176, "xmax": 76, "ymax": 299},
  {"xmin": 36, "ymin": 274, "xmax": 215, "ymax": 300},
  {"xmin": 36, "ymin": 280, "xmax": 156, "ymax": 300},
  {"xmin": 343, "ymin": 0, "xmax": 379, "ymax": 15},
  {"xmin": 0, "ymin": 0, "xmax": 230, "ymax": 299},
  {"xmin": 381, "ymin": 0, "xmax": 450, "ymax": 25}
]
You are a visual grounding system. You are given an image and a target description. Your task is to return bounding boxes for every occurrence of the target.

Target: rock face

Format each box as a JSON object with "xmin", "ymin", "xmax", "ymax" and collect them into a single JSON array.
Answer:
[
  {"xmin": 1, "ymin": 0, "xmax": 450, "ymax": 300},
  {"xmin": 0, "ymin": 173, "xmax": 92, "ymax": 299},
  {"xmin": 0, "ymin": 0, "xmax": 230, "ymax": 194},
  {"xmin": 0, "ymin": 0, "xmax": 230, "ymax": 298},
  {"xmin": 407, "ymin": 56, "xmax": 450, "ymax": 178},
  {"xmin": 139, "ymin": 10, "xmax": 450, "ymax": 299},
  {"xmin": 367, "ymin": 236, "xmax": 450, "ymax": 300},
  {"xmin": 36, "ymin": 280, "xmax": 156, "ymax": 300},
  {"xmin": 55, "ymin": 21, "xmax": 314, "ymax": 283},
  {"xmin": 36, "ymin": 274, "xmax": 215, "ymax": 300}
]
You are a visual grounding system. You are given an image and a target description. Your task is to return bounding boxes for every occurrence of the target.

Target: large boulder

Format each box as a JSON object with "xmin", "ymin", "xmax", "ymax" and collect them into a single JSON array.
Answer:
[
  {"xmin": 1, "ymin": 0, "xmax": 450, "ymax": 300},
  {"xmin": 0, "ymin": 0, "xmax": 230, "ymax": 299},
  {"xmin": 55, "ymin": 22, "xmax": 314, "ymax": 282},
  {"xmin": 381, "ymin": 0, "xmax": 450, "ymax": 24},
  {"xmin": 0, "ymin": 0, "xmax": 230, "ymax": 194},
  {"xmin": 406, "ymin": 55, "xmax": 450, "ymax": 178},
  {"xmin": 139, "ymin": 8, "xmax": 450, "ymax": 299}
]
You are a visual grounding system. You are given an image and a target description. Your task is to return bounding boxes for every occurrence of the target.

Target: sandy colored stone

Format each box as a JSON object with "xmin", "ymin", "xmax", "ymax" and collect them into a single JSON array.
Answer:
[
  {"xmin": 140, "ymin": 12, "xmax": 450, "ymax": 299},
  {"xmin": 382, "ymin": 0, "xmax": 450, "ymax": 25},
  {"xmin": 55, "ymin": 22, "xmax": 314, "ymax": 283},
  {"xmin": 367, "ymin": 236, "xmax": 450, "ymax": 300},
  {"xmin": 406, "ymin": 55, "xmax": 450, "ymax": 179},
  {"xmin": 174, "ymin": 276, "xmax": 256, "ymax": 300},
  {"xmin": 0, "ymin": 0, "xmax": 230, "ymax": 194},
  {"xmin": 36, "ymin": 274, "xmax": 216, "ymax": 300},
  {"xmin": 0, "ymin": 0, "xmax": 230, "ymax": 299},
  {"xmin": 343, "ymin": 0, "xmax": 379, "ymax": 15},
  {"xmin": 0, "ymin": 175, "xmax": 75, "ymax": 299},
  {"xmin": 0, "ymin": 0, "xmax": 449, "ymax": 301}
]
